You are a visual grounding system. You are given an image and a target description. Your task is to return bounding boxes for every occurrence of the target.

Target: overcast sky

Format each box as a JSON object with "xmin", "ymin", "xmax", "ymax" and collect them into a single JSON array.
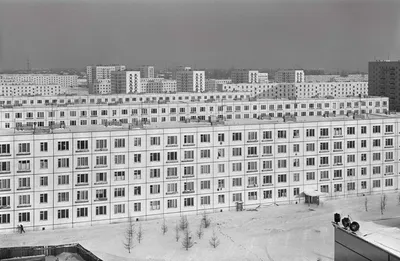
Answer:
[{"xmin": 0, "ymin": 0, "xmax": 399, "ymax": 71}]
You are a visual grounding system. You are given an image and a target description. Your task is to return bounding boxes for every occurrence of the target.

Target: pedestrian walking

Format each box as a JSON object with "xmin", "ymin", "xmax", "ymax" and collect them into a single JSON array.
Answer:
[{"xmin": 20, "ymin": 224, "xmax": 25, "ymax": 233}]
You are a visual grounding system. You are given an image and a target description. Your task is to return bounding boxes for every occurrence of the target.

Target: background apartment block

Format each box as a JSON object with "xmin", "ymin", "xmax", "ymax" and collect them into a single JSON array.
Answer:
[
  {"xmin": 205, "ymin": 79, "xmax": 232, "ymax": 92},
  {"xmin": 258, "ymin": 73, "xmax": 269, "ymax": 83},
  {"xmin": 89, "ymin": 79, "xmax": 111, "ymax": 95},
  {"xmin": 0, "ymin": 114, "xmax": 399, "ymax": 232},
  {"xmin": 306, "ymin": 74, "xmax": 368, "ymax": 83},
  {"xmin": 176, "ymin": 70, "xmax": 205, "ymax": 92},
  {"xmin": 139, "ymin": 66, "xmax": 155, "ymax": 79},
  {"xmin": 368, "ymin": 60, "xmax": 400, "ymax": 111},
  {"xmin": 0, "ymin": 74, "xmax": 78, "ymax": 89},
  {"xmin": 231, "ymin": 69, "xmax": 259, "ymax": 83},
  {"xmin": 110, "ymin": 71, "xmax": 141, "ymax": 94},
  {"xmin": 141, "ymin": 79, "xmax": 177, "ymax": 93},
  {"xmin": 0, "ymin": 94, "xmax": 387, "ymax": 130},
  {"xmin": 221, "ymin": 82, "xmax": 368, "ymax": 99},
  {"xmin": 275, "ymin": 70, "xmax": 305, "ymax": 83},
  {"xmin": 86, "ymin": 65, "xmax": 126, "ymax": 86}
]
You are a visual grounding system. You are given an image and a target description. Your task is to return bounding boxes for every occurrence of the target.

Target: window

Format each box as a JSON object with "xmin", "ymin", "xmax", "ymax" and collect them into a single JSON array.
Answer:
[
  {"xmin": 248, "ymin": 146, "xmax": 258, "ymax": 156},
  {"xmin": 306, "ymin": 158, "xmax": 315, "ymax": 166},
  {"xmin": 95, "ymin": 189, "xmax": 107, "ymax": 200},
  {"xmin": 232, "ymin": 148, "xmax": 242, "ymax": 156},
  {"xmin": 278, "ymin": 174, "xmax": 287, "ymax": 183},
  {"xmin": 361, "ymin": 181, "xmax": 367, "ymax": 189},
  {"xmin": 96, "ymin": 139, "xmax": 107, "ymax": 150},
  {"xmin": 373, "ymin": 153, "xmax": 381, "ymax": 161},
  {"xmin": 184, "ymin": 135, "xmax": 194, "ymax": 144},
  {"xmin": 150, "ymin": 168, "xmax": 161, "ymax": 178},
  {"xmin": 184, "ymin": 150, "xmax": 194, "ymax": 160},
  {"xmin": 167, "ymin": 199, "xmax": 178, "ymax": 208},
  {"xmin": 347, "ymin": 168, "xmax": 356, "ymax": 177},
  {"xmin": 57, "ymin": 158, "xmax": 69, "ymax": 168},
  {"xmin": 347, "ymin": 155, "xmax": 355, "ymax": 163},
  {"xmin": 200, "ymin": 196, "xmax": 211, "ymax": 205},
  {"xmin": 0, "ymin": 178, "xmax": 11, "ymax": 190},
  {"xmin": 184, "ymin": 197, "xmax": 194, "ymax": 207},
  {"xmin": 320, "ymin": 171, "xmax": 329, "ymax": 180},
  {"xmin": 293, "ymin": 144, "xmax": 300, "ymax": 153},
  {"xmin": 263, "ymin": 131, "xmax": 272, "ymax": 140},
  {"xmin": 373, "ymin": 166, "xmax": 381, "ymax": 174},
  {"xmin": 306, "ymin": 143, "xmax": 315, "ymax": 152},
  {"xmin": 334, "ymin": 184, "xmax": 342, "ymax": 192},
  {"xmin": 58, "ymin": 141, "xmax": 69, "ymax": 151},
  {"xmin": 134, "ymin": 170, "xmax": 142, "ymax": 179},
  {"xmin": 293, "ymin": 173, "xmax": 300, "ymax": 182},
  {"xmin": 77, "ymin": 140, "xmax": 88, "ymax": 150},
  {"xmin": 167, "ymin": 136, "xmax": 178, "ymax": 145},
  {"xmin": 232, "ymin": 132, "xmax": 242, "ymax": 141},
  {"xmin": 385, "ymin": 138, "xmax": 393, "ymax": 147},
  {"xmin": 134, "ymin": 138, "xmax": 141, "ymax": 147},
  {"xmin": 77, "ymin": 190, "xmax": 88, "ymax": 201},
  {"xmin": 334, "ymin": 142, "xmax": 342, "ymax": 151},
  {"xmin": 218, "ymin": 133, "xmax": 225, "ymax": 142},
  {"xmin": 184, "ymin": 166, "xmax": 194, "ymax": 176},
  {"xmin": 150, "ymin": 137, "xmax": 161, "ymax": 145},
  {"xmin": 248, "ymin": 191, "xmax": 257, "ymax": 200},
  {"xmin": 200, "ymin": 134, "xmax": 211, "ymax": 143},
  {"xmin": 96, "ymin": 206, "xmax": 107, "ymax": 215},
  {"xmin": 263, "ymin": 190, "xmax": 272, "ymax": 199},
  {"xmin": 150, "ymin": 184, "xmax": 161, "ymax": 194},
  {"xmin": 277, "ymin": 130, "xmax": 286, "ymax": 139},
  {"xmin": 200, "ymin": 149, "xmax": 211, "ymax": 158},
  {"xmin": 263, "ymin": 160, "xmax": 272, "ymax": 170},
  {"xmin": 334, "ymin": 156, "xmax": 342, "ymax": 165},
  {"xmin": 134, "ymin": 154, "xmax": 141, "ymax": 163},
  {"xmin": 361, "ymin": 126, "xmax": 367, "ymax": 134},
  {"xmin": 134, "ymin": 202, "xmax": 141, "ymax": 212},
  {"xmin": 184, "ymin": 181, "xmax": 194, "ymax": 192},
  {"xmin": 19, "ymin": 212, "xmax": 30, "ymax": 222},
  {"xmin": 201, "ymin": 180, "xmax": 211, "ymax": 189},
  {"xmin": 347, "ymin": 127, "xmax": 355, "ymax": 135},
  {"xmin": 294, "ymin": 188, "xmax": 300, "ymax": 196},
  {"xmin": 0, "ymin": 144, "xmax": 10, "ymax": 155},
  {"xmin": 278, "ymin": 159, "xmax": 287, "ymax": 168},
  {"xmin": 232, "ymin": 162, "xmax": 242, "ymax": 172},
  {"xmin": 40, "ymin": 211, "xmax": 48, "ymax": 221},
  {"xmin": 218, "ymin": 195, "xmax": 225, "ymax": 204},
  {"xmin": 232, "ymin": 177, "xmax": 242, "ymax": 187},
  {"xmin": 217, "ymin": 148, "xmax": 225, "ymax": 158},
  {"xmin": 385, "ymin": 125, "xmax": 393, "ymax": 133},
  {"xmin": 76, "ymin": 207, "xmax": 88, "ymax": 218},
  {"xmin": 306, "ymin": 172, "xmax": 315, "ymax": 180},
  {"xmin": 277, "ymin": 145, "xmax": 287, "ymax": 153},
  {"xmin": 320, "ymin": 128, "xmax": 329, "ymax": 137},
  {"xmin": 386, "ymin": 165, "xmax": 394, "ymax": 174},
  {"xmin": 58, "ymin": 192, "xmax": 70, "ymax": 202},
  {"xmin": 306, "ymin": 129, "xmax": 315, "ymax": 137},
  {"xmin": 40, "ymin": 159, "xmax": 48, "ymax": 169},
  {"xmin": 263, "ymin": 175, "xmax": 272, "ymax": 185},
  {"xmin": 333, "ymin": 128, "xmax": 342, "ymax": 136},
  {"xmin": 114, "ymin": 155, "xmax": 125, "ymax": 164},
  {"xmin": 114, "ymin": 171, "xmax": 125, "ymax": 181},
  {"xmin": 347, "ymin": 141, "xmax": 355, "ymax": 149},
  {"xmin": 114, "ymin": 188, "xmax": 125, "ymax": 197},
  {"xmin": 96, "ymin": 156, "xmax": 107, "ymax": 166},
  {"xmin": 247, "ymin": 162, "xmax": 257, "ymax": 171},
  {"xmin": 58, "ymin": 209, "xmax": 69, "ymax": 219},
  {"xmin": 58, "ymin": 175, "xmax": 69, "ymax": 185},
  {"xmin": 293, "ymin": 130, "xmax": 300, "ymax": 138},
  {"xmin": 232, "ymin": 193, "xmax": 242, "ymax": 202},
  {"xmin": 372, "ymin": 180, "xmax": 381, "ymax": 188},
  {"xmin": 248, "ymin": 131, "xmax": 258, "ymax": 141},
  {"xmin": 372, "ymin": 126, "xmax": 381, "ymax": 133},
  {"xmin": 18, "ymin": 143, "xmax": 30, "ymax": 154},
  {"xmin": 385, "ymin": 179, "xmax": 393, "ymax": 187},
  {"xmin": 40, "ymin": 142, "xmax": 48, "ymax": 152},
  {"xmin": 278, "ymin": 189, "xmax": 287, "ymax": 198},
  {"xmin": 372, "ymin": 139, "xmax": 381, "ymax": 147},
  {"xmin": 334, "ymin": 170, "xmax": 342, "ymax": 178}
]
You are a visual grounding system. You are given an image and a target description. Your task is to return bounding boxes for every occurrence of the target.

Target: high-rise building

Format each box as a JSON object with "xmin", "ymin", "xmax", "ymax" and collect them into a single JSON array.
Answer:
[
  {"xmin": 139, "ymin": 66, "xmax": 155, "ymax": 79},
  {"xmin": 176, "ymin": 70, "xmax": 205, "ymax": 92},
  {"xmin": 368, "ymin": 60, "xmax": 400, "ymax": 111},
  {"xmin": 86, "ymin": 65, "xmax": 126, "ymax": 85},
  {"xmin": 110, "ymin": 71, "xmax": 141, "ymax": 94},
  {"xmin": 275, "ymin": 70, "xmax": 305, "ymax": 83},
  {"xmin": 231, "ymin": 69, "xmax": 259, "ymax": 83}
]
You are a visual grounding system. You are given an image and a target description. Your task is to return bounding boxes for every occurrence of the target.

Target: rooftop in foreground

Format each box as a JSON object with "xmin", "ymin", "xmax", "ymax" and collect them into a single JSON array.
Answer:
[{"xmin": 3, "ymin": 112, "xmax": 400, "ymax": 136}]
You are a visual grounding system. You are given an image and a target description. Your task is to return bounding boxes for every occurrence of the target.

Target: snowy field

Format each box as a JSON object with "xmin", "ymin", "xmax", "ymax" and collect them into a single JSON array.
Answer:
[{"xmin": 2, "ymin": 192, "xmax": 400, "ymax": 261}]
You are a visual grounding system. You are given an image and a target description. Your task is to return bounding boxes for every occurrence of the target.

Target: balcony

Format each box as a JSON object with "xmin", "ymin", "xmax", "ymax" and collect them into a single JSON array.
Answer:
[
  {"xmin": 75, "ymin": 149, "xmax": 89, "ymax": 153},
  {"xmin": 94, "ymin": 165, "xmax": 108, "ymax": 169},
  {"xmin": 182, "ymin": 190, "xmax": 195, "ymax": 194},
  {"xmin": 94, "ymin": 197, "xmax": 108, "ymax": 202},
  {"xmin": 75, "ymin": 200, "xmax": 89, "ymax": 203},
  {"xmin": 0, "ymin": 154, "xmax": 11, "ymax": 157},
  {"xmin": 166, "ymin": 191, "xmax": 178, "ymax": 195},
  {"xmin": 166, "ymin": 176, "xmax": 178, "ymax": 180}
]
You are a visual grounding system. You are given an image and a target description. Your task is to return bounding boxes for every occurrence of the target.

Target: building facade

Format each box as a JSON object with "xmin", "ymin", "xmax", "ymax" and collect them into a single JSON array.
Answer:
[
  {"xmin": 306, "ymin": 74, "xmax": 368, "ymax": 83},
  {"xmin": 221, "ymin": 82, "xmax": 368, "ymax": 99},
  {"xmin": 231, "ymin": 69, "xmax": 259, "ymax": 84},
  {"xmin": 258, "ymin": 73, "xmax": 269, "ymax": 83},
  {"xmin": 141, "ymin": 79, "xmax": 177, "ymax": 93},
  {"xmin": 275, "ymin": 70, "xmax": 305, "ymax": 83},
  {"xmin": 0, "ymin": 94, "xmax": 387, "ymax": 130},
  {"xmin": 89, "ymin": 79, "xmax": 111, "ymax": 95},
  {"xmin": 176, "ymin": 70, "xmax": 205, "ymax": 92},
  {"xmin": 0, "ymin": 83, "xmax": 66, "ymax": 97},
  {"xmin": 0, "ymin": 113, "xmax": 399, "ymax": 232},
  {"xmin": 86, "ymin": 65, "xmax": 126, "ymax": 86},
  {"xmin": 110, "ymin": 71, "xmax": 141, "ymax": 94},
  {"xmin": 139, "ymin": 66, "xmax": 155, "ymax": 79},
  {"xmin": 205, "ymin": 79, "xmax": 232, "ymax": 92},
  {"xmin": 368, "ymin": 60, "xmax": 400, "ymax": 111},
  {"xmin": 0, "ymin": 74, "xmax": 78, "ymax": 89}
]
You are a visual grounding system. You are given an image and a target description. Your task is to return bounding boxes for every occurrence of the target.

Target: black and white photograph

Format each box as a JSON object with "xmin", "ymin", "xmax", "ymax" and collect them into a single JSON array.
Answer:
[{"xmin": 0, "ymin": 0, "xmax": 400, "ymax": 260}]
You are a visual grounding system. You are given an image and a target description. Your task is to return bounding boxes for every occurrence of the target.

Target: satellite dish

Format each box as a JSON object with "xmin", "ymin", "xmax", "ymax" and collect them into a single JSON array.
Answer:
[{"xmin": 350, "ymin": 222, "xmax": 360, "ymax": 232}]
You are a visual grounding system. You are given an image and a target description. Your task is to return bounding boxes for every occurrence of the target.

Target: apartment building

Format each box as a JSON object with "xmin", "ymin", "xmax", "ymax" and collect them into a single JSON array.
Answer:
[
  {"xmin": 221, "ymin": 82, "xmax": 368, "ymax": 99},
  {"xmin": 368, "ymin": 60, "xmax": 400, "ymax": 111},
  {"xmin": 258, "ymin": 73, "xmax": 269, "ymax": 83},
  {"xmin": 139, "ymin": 66, "xmax": 155, "ymax": 79},
  {"xmin": 0, "ymin": 94, "xmax": 387, "ymax": 130},
  {"xmin": 305, "ymin": 74, "xmax": 368, "ymax": 83},
  {"xmin": 86, "ymin": 65, "xmax": 126, "ymax": 85},
  {"xmin": 141, "ymin": 79, "xmax": 177, "ymax": 93},
  {"xmin": 110, "ymin": 71, "xmax": 141, "ymax": 94},
  {"xmin": 231, "ymin": 69, "xmax": 259, "ymax": 83},
  {"xmin": 0, "ymin": 113, "xmax": 399, "ymax": 232},
  {"xmin": 0, "ymin": 74, "xmax": 78, "ymax": 89},
  {"xmin": 176, "ymin": 70, "xmax": 205, "ymax": 92},
  {"xmin": 275, "ymin": 70, "xmax": 305, "ymax": 83},
  {"xmin": 205, "ymin": 79, "xmax": 232, "ymax": 92},
  {"xmin": 88, "ymin": 79, "xmax": 111, "ymax": 95},
  {"xmin": 0, "ymin": 83, "xmax": 66, "ymax": 97}
]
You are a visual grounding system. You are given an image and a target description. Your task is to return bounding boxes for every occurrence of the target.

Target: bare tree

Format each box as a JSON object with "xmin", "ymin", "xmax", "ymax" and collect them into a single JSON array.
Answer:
[
  {"xmin": 364, "ymin": 197, "xmax": 368, "ymax": 212},
  {"xmin": 123, "ymin": 215, "xmax": 135, "ymax": 253},
  {"xmin": 202, "ymin": 211, "xmax": 211, "ymax": 228},
  {"xmin": 137, "ymin": 222, "xmax": 144, "ymax": 243},
  {"xmin": 182, "ymin": 227, "xmax": 194, "ymax": 251},
  {"xmin": 209, "ymin": 229, "xmax": 220, "ymax": 248},
  {"xmin": 380, "ymin": 194, "xmax": 388, "ymax": 215},
  {"xmin": 196, "ymin": 221, "xmax": 204, "ymax": 239},
  {"xmin": 175, "ymin": 223, "xmax": 180, "ymax": 242},
  {"xmin": 179, "ymin": 215, "xmax": 189, "ymax": 231},
  {"xmin": 161, "ymin": 218, "xmax": 168, "ymax": 235}
]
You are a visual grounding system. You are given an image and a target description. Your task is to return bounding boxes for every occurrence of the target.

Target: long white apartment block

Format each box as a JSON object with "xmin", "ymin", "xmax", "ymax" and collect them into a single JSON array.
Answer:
[
  {"xmin": 0, "ymin": 83, "xmax": 66, "ymax": 97},
  {"xmin": 0, "ymin": 74, "xmax": 78, "ymax": 89},
  {"xmin": 0, "ymin": 113, "xmax": 399, "ymax": 232},
  {"xmin": 274, "ymin": 70, "xmax": 305, "ymax": 83},
  {"xmin": 0, "ymin": 93, "xmax": 388, "ymax": 130},
  {"xmin": 141, "ymin": 78, "xmax": 177, "ymax": 93},
  {"xmin": 220, "ymin": 82, "xmax": 368, "ymax": 99},
  {"xmin": 305, "ymin": 74, "xmax": 368, "ymax": 83}
]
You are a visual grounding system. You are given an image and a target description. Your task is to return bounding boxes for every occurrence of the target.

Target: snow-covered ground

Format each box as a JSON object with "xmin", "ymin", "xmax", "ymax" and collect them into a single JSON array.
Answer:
[{"xmin": 2, "ymin": 192, "xmax": 400, "ymax": 261}]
